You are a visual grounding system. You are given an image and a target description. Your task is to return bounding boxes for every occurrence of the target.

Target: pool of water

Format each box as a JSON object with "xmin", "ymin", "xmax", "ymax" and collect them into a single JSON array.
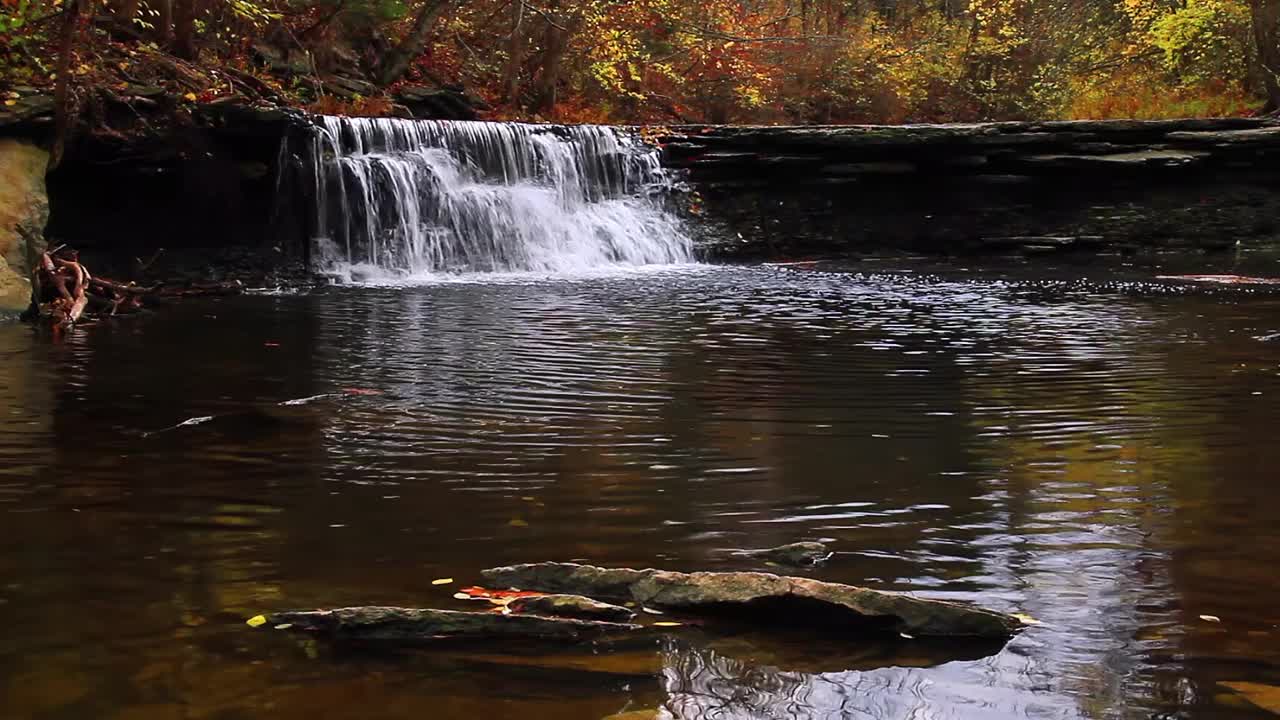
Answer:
[{"xmin": 2, "ymin": 258, "xmax": 1279, "ymax": 719}]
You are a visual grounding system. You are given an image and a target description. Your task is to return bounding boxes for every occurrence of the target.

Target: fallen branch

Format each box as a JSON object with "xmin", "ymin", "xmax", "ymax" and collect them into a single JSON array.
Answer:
[{"xmin": 25, "ymin": 245, "xmax": 243, "ymax": 330}]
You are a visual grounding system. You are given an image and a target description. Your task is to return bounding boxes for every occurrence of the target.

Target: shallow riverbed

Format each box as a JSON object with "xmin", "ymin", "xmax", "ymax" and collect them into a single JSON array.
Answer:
[{"xmin": 2, "ymin": 258, "xmax": 1279, "ymax": 719}]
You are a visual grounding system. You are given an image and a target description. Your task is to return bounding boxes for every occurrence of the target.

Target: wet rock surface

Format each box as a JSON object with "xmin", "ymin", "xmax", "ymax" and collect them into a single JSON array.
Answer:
[
  {"xmin": 737, "ymin": 541, "xmax": 833, "ymax": 566},
  {"xmin": 507, "ymin": 594, "xmax": 638, "ymax": 623},
  {"xmin": 482, "ymin": 563, "xmax": 1022, "ymax": 638},
  {"xmin": 266, "ymin": 606, "xmax": 640, "ymax": 643},
  {"xmin": 659, "ymin": 119, "xmax": 1280, "ymax": 259}
]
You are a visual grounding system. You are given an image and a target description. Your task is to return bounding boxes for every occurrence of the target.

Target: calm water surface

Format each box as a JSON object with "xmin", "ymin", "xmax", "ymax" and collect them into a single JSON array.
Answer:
[{"xmin": 2, "ymin": 259, "xmax": 1279, "ymax": 720}]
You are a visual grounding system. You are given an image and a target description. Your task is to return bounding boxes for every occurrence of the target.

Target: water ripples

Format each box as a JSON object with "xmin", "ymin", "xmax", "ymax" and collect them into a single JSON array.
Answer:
[{"xmin": 2, "ymin": 263, "xmax": 1279, "ymax": 719}]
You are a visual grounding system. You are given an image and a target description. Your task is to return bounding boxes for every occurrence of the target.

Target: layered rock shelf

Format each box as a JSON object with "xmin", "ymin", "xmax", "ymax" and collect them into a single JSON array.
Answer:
[
  {"xmin": 659, "ymin": 119, "xmax": 1280, "ymax": 258},
  {"xmin": 482, "ymin": 562, "xmax": 1022, "ymax": 638},
  {"xmin": 7, "ymin": 108, "xmax": 1280, "ymax": 281}
]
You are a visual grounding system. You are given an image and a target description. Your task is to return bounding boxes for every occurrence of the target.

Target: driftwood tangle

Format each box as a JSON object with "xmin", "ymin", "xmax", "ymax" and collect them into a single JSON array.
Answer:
[{"xmin": 25, "ymin": 246, "xmax": 243, "ymax": 328}]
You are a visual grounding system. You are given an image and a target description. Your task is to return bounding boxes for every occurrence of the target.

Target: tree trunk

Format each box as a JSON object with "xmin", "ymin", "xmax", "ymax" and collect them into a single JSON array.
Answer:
[
  {"xmin": 503, "ymin": 0, "xmax": 525, "ymax": 106},
  {"xmin": 110, "ymin": 0, "xmax": 139, "ymax": 26},
  {"xmin": 531, "ymin": 14, "xmax": 578, "ymax": 115},
  {"xmin": 378, "ymin": 0, "xmax": 456, "ymax": 87},
  {"xmin": 51, "ymin": 0, "xmax": 85, "ymax": 169},
  {"xmin": 1250, "ymin": 0, "xmax": 1280, "ymax": 112},
  {"xmin": 172, "ymin": 0, "xmax": 197, "ymax": 60},
  {"xmin": 154, "ymin": 0, "xmax": 173, "ymax": 48}
]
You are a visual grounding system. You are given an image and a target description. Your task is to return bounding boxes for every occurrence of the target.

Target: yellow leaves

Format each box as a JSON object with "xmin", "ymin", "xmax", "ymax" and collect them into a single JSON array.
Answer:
[
  {"xmin": 3, "ymin": 100, "xmax": 14, "ymax": 107},
  {"xmin": 652, "ymin": 621, "xmax": 683, "ymax": 627},
  {"xmin": 735, "ymin": 83, "xmax": 766, "ymax": 108},
  {"xmin": 1012, "ymin": 613, "xmax": 1042, "ymax": 625},
  {"xmin": 246, "ymin": 615, "xmax": 267, "ymax": 628},
  {"xmin": 183, "ymin": 92, "xmax": 197, "ymax": 102},
  {"xmin": 508, "ymin": 517, "xmax": 529, "ymax": 527},
  {"xmin": 431, "ymin": 577, "xmax": 454, "ymax": 585}
]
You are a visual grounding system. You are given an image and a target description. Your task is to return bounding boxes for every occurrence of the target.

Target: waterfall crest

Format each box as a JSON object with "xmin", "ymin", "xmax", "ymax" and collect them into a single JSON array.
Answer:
[{"xmin": 307, "ymin": 116, "xmax": 692, "ymax": 278}]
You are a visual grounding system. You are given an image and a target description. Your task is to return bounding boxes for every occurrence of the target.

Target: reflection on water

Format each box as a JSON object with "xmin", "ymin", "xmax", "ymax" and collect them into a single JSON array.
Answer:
[{"xmin": 2, "ymin": 261, "xmax": 1279, "ymax": 719}]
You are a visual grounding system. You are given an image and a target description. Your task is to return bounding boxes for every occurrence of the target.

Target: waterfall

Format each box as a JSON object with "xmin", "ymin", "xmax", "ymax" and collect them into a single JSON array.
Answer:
[{"xmin": 306, "ymin": 116, "xmax": 692, "ymax": 278}]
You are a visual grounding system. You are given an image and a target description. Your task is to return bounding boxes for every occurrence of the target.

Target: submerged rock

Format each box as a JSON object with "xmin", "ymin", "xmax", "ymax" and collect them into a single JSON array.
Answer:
[
  {"xmin": 482, "ymin": 563, "xmax": 1021, "ymax": 638},
  {"xmin": 738, "ymin": 541, "xmax": 832, "ymax": 566},
  {"xmin": 264, "ymin": 606, "xmax": 640, "ymax": 643},
  {"xmin": 507, "ymin": 594, "xmax": 637, "ymax": 623}
]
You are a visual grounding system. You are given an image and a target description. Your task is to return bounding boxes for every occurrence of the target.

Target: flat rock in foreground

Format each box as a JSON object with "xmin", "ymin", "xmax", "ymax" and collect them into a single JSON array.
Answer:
[
  {"xmin": 507, "ymin": 594, "xmax": 637, "ymax": 622},
  {"xmin": 265, "ymin": 606, "xmax": 640, "ymax": 643},
  {"xmin": 482, "ymin": 563, "xmax": 1021, "ymax": 638}
]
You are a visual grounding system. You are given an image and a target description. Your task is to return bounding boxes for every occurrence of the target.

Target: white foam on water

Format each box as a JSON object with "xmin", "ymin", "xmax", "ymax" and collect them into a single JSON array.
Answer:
[{"xmin": 307, "ymin": 117, "xmax": 693, "ymax": 280}]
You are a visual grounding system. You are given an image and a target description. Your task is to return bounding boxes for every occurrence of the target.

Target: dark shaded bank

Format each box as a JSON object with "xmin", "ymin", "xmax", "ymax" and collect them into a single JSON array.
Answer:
[
  {"xmin": 44, "ymin": 104, "xmax": 318, "ymax": 283},
  {"xmin": 0, "ymin": 101, "xmax": 317, "ymax": 292},
  {"xmin": 659, "ymin": 119, "xmax": 1280, "ymax": 259}
]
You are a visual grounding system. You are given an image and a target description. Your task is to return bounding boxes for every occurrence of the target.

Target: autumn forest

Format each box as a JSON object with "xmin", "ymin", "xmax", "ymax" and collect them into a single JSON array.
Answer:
[{"xmin": 3, "ymin": 0, "xmax": 1280, "ymax": 127}]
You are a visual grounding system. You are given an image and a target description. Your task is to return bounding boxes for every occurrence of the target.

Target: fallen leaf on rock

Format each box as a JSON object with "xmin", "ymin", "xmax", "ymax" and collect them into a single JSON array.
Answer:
[
  {"xmin": 431, "ymin": 578, "xmax": 454, "ymax": 586},
  {"xmin": 1012, "ymin": 613, "xmax": 1042, "ymax": 625},
  {"xmin": 246, "ymin": 615, "xmax": 267, "ymax": 628},
  {"xmin": 1219, "ymin": 681, "xmax": 1280, "ymax": 715},
  {"xmin": 458, "ymin": 586, "xmax": 546, "ymax": 606},
  {"xmin": 1200, "ymin": 614, "xmax": 1222, "ymax": 623}
]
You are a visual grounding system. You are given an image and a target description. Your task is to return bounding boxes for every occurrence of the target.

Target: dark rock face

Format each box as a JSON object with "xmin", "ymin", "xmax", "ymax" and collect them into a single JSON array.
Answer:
[
  {"xmin": 658, "ymin": 119, "xmax": 1280, "ymax": 259},
  {"xmin": 482, "ymin": 563, "xmax": 1021, "ymax": 638},
  {"xmin": 266, "ymin": 606, "xmax": 640, "ymax": 643},
  {"xmin": 394, "ymin": 86, "xmax": 485, "ymax": 120},
  {"xmin": 41, "ymin": 103, "xmax": 317, "ymax": 281}
]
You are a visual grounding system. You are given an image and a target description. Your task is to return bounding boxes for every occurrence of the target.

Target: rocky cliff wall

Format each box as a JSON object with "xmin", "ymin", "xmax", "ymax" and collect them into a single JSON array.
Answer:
[
  {"xmin": 42, "ymin": 104, "xmax": 314, "ymax": 282},
  {"xmin": 659, "ymin": 119, "xmax": 1280, "ymax": 258},
  {"xmin": 0, "ymin": 139, "xmax": 49, "ymax": 313}
]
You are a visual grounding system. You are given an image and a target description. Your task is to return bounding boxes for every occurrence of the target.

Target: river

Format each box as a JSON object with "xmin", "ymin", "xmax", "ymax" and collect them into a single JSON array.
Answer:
[{"xmin": 2, "ymin": 258, "xmax": 1278, "ymax": 719}]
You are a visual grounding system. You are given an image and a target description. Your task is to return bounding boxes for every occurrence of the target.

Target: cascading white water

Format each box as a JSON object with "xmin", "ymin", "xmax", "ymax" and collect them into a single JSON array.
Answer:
[{"xmin": 307, "ymin": 116, "xmax": 692, "ymax": 278}]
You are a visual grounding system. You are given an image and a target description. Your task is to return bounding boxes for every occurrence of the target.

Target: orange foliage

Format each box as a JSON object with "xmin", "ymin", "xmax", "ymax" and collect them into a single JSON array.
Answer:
[
  {"xmin": 1069, "ymin": 77, "xmax": 1261, "ymax": 119},
  {"xmin": 308, "ymin": 94, "xmax": 397, "ymax": 118}
]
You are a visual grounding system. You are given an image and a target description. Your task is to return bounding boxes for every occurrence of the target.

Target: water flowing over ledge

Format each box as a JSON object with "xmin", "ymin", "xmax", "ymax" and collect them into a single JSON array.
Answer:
[{"xmin": 306, "ymin": 117, "xmax": 693, "ymax": 280}]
